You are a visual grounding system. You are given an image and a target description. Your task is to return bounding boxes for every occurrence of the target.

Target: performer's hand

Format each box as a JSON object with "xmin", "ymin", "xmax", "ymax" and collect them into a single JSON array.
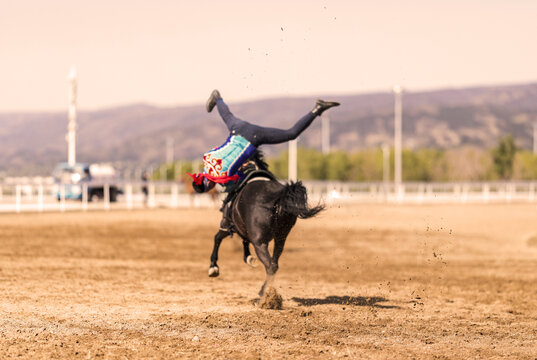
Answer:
[{"xmin": 206, "ymin": 181, "xmax": 216, "ymax": 191}]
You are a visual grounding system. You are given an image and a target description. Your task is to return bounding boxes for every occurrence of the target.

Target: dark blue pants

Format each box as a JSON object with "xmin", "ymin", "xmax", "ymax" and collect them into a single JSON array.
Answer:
[{"xmin": 216, "ymin": 99, "xmax": 317, "ymax": 147}]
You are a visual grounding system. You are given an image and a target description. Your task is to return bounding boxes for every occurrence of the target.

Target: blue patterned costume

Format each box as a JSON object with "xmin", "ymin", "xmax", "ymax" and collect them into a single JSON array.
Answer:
[{"xmin": 203, "ymin": 134, "xmax": 256, "ymax": 182}]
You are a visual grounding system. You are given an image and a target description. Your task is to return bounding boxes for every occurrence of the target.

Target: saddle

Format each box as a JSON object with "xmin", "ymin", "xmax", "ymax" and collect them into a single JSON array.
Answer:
[{"xmin": 221, "ymin": 168, "xmax": 276, "ymax": 209}]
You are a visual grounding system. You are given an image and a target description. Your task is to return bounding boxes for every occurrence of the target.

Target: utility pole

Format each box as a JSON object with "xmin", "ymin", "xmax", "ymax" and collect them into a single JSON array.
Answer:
[
  {"xmin": 393, "ymin": 85, "xmax": 403, "ymax": 190},
  {"xmin": 67, "ymin": 66, "xmax": 77, "ymax": 166}
]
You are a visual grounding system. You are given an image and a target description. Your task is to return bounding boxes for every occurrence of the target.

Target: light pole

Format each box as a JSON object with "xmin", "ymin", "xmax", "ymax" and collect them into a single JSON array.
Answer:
[
  {"xmin": 321, "ymin": 115, "xmax": 330, "ymax": 154},
  {"xmin": 67, "ymin": 66, "xmax": 77, "ymax": 166},
  {"xmin": 288, "ymin": 139, "xmax": 297, "ymax": 181},
  {"xmin": 393, "ymin": 85, "xmax": 403, "ymax": 192}
]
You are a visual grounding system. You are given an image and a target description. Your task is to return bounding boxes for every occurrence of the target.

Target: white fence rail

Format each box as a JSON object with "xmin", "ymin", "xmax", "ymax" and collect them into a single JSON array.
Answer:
[
  {"xmin": 0, "ymin": 181, "xmax": 219, "ymax": 213},
  {"xmin": 1, "ymin": 180, "xmax": 537, "ymax": 213},
  {"xmin": 304, "ymin": 181, "xmax": 537, "ymax": 204}
]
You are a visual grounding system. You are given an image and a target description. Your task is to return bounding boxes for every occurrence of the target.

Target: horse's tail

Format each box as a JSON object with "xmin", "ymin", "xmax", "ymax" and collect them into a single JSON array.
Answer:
[{"xmin": 275, "ymin": 181, "xmax": 324, "ymax": 219}]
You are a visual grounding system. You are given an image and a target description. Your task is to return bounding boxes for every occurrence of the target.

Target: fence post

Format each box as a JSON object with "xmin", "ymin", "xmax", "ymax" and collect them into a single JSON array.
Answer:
[
  {"xmin": 15, "ymin": 184, "xmax": 21, "ymax": 213},
  {"xmin": 482, "ymin": 183, "xmax": 489, "ymax": 203},
  {"xmin": 171, "ymin": 183, "xmax": 179, "ymax": 208},
  {"xmin": 505, "ymin": 183, "xmax": 511, "ymax": 203},
  {"xmin": 454, "ymin": 184, "xmax": 461, "ymax": 201},
  {"xmin": 38, "ymin": 184, "xmax": 44, "ymax": 212},
  {"xmin": 126, "ymin": 183, "xmax": 133, "ymax": 210},
  {"xmin": 461, "ymin": 184, "xmax": 469, "ymax": 204},
  {"xmin": 426, "ymin": 184, "xmax": 433, "ymax": 199},
  {"xmin": 369, "ymin": 184, "xmax": 376, "ymax": 198},
  {"xmin": 396, "ymin": 183, "xmax": 405, "ymax": 203},
  {"xmin": 82, "ymin": 183, "xmax": 88, "ymax": 211},
  {"xmin": 148, "ymin": 183, "xmax": 156, "ymax": 208},
  {"xmin": 104, "ymin": 184, "xmax": 110, "ymax": 211},
  {"xmin": 25, "ymin": 185, "xmax": 32, "ymax": 201},
  {"xmin": 60, "ymin": 184, "xmax": 66, "ymax": 212},
  {"xmin": 417, "ymin": 183, "xmax": 425, "ymax": 204}
]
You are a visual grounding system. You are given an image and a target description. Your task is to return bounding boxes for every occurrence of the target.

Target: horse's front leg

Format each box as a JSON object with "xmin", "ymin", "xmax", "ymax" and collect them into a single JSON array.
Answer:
[{"xmin": 209, "ymin": 229, "xmax": 230, "ymax": 277}]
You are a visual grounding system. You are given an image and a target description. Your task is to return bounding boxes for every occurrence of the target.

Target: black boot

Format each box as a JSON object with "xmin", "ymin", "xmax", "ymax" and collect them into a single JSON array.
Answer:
[
  {"xmin": 219, "ymin": 201, "xmax": 234, "ymax": 233},
  {"xmin": 312, "ymin": 99, "xmax": 340, "ymax": 115},
  {"xmin": 206, "ymin": 89, "xmax": 222, "ymax": 113}
]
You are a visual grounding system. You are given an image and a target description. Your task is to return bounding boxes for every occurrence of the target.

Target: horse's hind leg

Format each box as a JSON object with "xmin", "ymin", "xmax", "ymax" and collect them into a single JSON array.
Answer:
[
  {"xmin": 256, "ymin": 233, "xmax": 290, "ymax": 296},
  {"xmin": 242, "ymin": 240, "xmax": 257, "ymax": 267},
  {"xmin": 252, "ymin": 242, "xmax": 278, "ymax": 297},
  {"xmin": 272, "ymin": 234, "xmax": 287, "ymax": 268},
  {"xmin": 271, "ymin": 217, "xmax": 294, "ymax": 270},
  {"xmin": 209, "ymin": 229, "xmax": 230, "ymax": 277}
]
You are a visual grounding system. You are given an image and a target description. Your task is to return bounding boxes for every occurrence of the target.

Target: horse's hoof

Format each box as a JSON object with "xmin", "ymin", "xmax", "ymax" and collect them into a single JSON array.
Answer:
[
  {"xmin": 208, "ymin": 266, "xmax": 220, "ymax": 277},
  {"xmin": 246, "ymin": 255, "xmax": 257, "ymax": 268}
]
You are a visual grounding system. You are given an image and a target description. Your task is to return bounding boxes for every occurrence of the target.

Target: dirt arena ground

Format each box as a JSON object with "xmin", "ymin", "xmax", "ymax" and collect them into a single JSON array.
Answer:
[{"xmin": 1, "ymin": 203, "xmax": 537, "ymax": 359}]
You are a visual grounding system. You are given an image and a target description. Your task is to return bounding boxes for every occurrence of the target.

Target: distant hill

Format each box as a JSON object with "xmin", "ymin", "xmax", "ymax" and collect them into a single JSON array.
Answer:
[{"xmin": 2, "ymin": 82, "xmax": 537, "ymax": 175}]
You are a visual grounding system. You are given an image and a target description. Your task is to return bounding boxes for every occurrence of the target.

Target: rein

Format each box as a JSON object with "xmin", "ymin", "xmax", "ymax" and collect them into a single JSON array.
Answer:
[{"xmin": 247, "ymin": 177, "xmax": 271, "ymax": 184}]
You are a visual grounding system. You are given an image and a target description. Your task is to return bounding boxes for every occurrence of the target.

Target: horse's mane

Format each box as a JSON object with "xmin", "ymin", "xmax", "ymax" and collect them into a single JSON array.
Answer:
[{"xmin": 252, "ymin": 150, "xmax": 269, "ymax": 171}]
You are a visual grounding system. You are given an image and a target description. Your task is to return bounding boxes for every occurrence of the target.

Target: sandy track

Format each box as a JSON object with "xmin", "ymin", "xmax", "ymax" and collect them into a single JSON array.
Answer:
[{"xmin": 1, "ymin": 204, "xmax": 537, "ymax": 359}]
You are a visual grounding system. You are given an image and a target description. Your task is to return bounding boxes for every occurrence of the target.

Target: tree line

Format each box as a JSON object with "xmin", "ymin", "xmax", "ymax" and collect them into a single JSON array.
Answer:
[
  {"xmin": 269, "ymin": 135, "xmax": 537, "ymax": 182},
  {"xmin": 155, "ymin": 135, "xmax": 537, "ymax": 182}
]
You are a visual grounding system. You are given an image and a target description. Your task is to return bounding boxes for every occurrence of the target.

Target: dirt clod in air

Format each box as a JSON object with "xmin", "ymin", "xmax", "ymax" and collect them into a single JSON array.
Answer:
[{"xmin": 259, "ymin": 287, "xmax": 283, "ymax": 310}]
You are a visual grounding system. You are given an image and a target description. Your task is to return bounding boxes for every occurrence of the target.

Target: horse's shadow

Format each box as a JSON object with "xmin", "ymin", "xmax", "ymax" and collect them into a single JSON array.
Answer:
[{"xmin": 292, "ymin": 295, "xmax": 399, "ymax": 309}]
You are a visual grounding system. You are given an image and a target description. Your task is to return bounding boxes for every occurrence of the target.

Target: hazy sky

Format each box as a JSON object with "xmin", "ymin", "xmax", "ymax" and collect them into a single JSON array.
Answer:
[{"xmin": 1, "ymin": 0, "xmax": 536, "ymax": 111}]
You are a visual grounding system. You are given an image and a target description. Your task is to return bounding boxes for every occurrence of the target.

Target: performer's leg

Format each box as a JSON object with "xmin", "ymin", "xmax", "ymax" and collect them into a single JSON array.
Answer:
[
  {"xmin": 216, "ymin": 98, "xmax": 248, "ymax": 131},
  {"xmin": 206, "ymin": 89, "xmax": 244, "ymax": 131},
  {"xmin": 250, "ymin": 99, "xmax": 339, "ymax": 146},
  {"xmin": 216, "ymin": 99, "xmax": 235, "ymax": 123},
  {"xmin": 219, "ymin": 201, "xmax": 234, "ymax": 232},
  {"xmin": 251, "ymin": 112, "xmax": 316, "ymax": 146}
]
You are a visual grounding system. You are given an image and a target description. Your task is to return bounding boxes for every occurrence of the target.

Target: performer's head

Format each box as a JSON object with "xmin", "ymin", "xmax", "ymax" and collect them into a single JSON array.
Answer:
[{"xmin": 192, "ymin": 178, "xmax": 215, "ymax": 193}]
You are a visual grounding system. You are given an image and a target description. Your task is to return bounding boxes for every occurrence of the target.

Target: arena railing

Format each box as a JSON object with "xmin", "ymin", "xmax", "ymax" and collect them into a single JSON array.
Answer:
[{"xmin": 0, "ymin": 180, "xmax": 536, "ymax": 212}]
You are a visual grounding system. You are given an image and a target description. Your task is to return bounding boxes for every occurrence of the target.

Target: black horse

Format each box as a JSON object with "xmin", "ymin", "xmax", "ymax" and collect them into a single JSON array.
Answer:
[{"xmin": 208, "ymin": 152, "xmax": 324, "ymax": 298}]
